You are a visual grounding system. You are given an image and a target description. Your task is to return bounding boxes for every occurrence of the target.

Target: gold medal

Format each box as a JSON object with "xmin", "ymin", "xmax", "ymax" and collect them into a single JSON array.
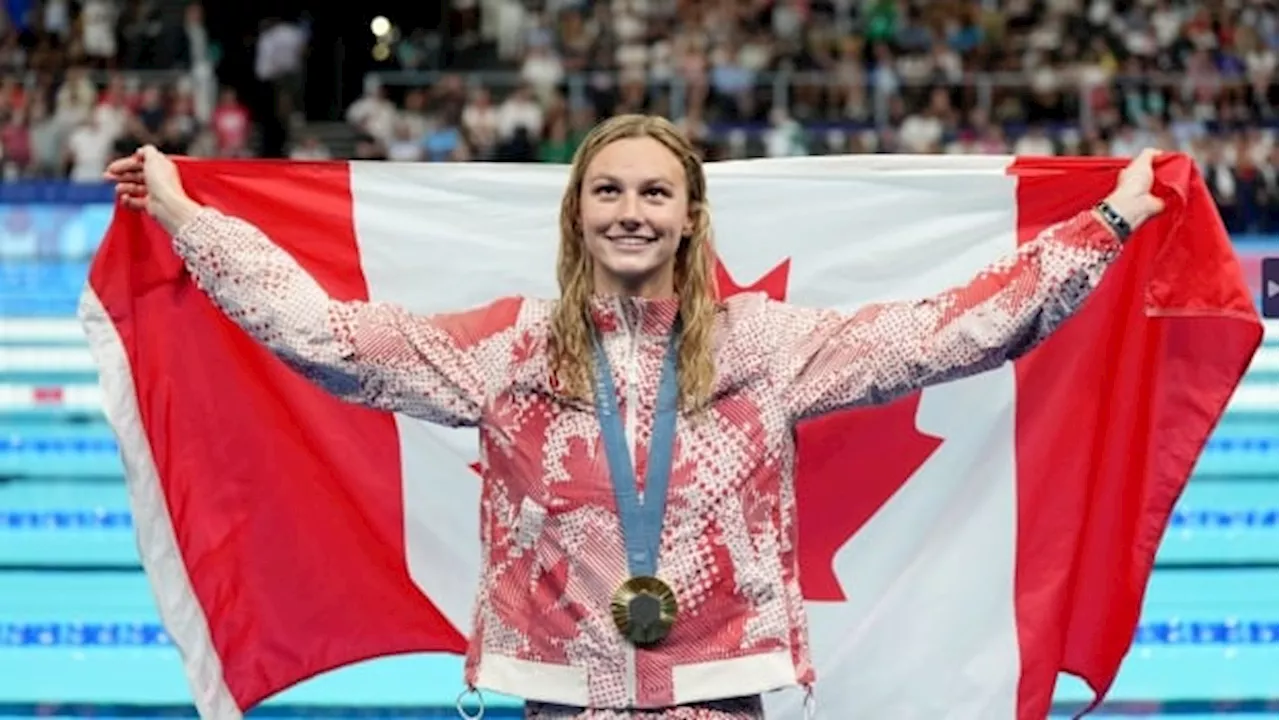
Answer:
[{"xmin": 611, "ymin": 576, "xmax": 678, "ymax": 646}]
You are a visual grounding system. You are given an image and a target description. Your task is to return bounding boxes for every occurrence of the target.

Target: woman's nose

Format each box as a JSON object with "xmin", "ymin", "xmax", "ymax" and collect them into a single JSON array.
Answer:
[{"xmin": 620, "ymin": 193, "xmax": 642, "ymax": 218}]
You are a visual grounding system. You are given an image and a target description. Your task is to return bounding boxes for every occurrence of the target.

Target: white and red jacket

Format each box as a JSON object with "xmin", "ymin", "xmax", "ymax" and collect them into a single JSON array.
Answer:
[{"xmin": 171, "ymin": 206, "xmax": 1122, "ymax": 714}]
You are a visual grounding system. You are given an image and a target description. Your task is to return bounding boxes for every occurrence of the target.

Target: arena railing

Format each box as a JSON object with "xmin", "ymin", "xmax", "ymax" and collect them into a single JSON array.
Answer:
[{"xmin": 363, "ymin": 69, "xmax": 1276, "ymax": 133}]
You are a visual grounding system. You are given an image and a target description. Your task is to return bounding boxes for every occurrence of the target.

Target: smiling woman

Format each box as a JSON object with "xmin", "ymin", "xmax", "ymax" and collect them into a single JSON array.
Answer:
[
  {"xmin": 101, "ymin": 113, "xmax": 1166, "ymax": 719},
  {"xmin": 549, "ymin": 116, "xmax": 720, "ymax": 415},
  {"xmin": 577, "ymin": 136, "xmax": 694, "ymax": 298}
]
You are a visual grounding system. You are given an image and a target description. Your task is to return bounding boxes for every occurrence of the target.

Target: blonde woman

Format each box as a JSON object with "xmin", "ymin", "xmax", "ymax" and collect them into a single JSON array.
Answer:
[{"xmin": 104, "ymin": 115, "xmax": 1164, "ymax": 719}]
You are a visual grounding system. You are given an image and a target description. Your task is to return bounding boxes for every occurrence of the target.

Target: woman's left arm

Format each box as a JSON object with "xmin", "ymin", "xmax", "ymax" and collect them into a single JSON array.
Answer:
[{"xmin": 773, "ymin": 149, "xmax": 1166, "ymax": 422}]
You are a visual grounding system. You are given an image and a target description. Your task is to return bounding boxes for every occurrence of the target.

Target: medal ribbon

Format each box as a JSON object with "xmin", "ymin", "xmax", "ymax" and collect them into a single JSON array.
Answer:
[{"xmin": 591, "ymin": 318, "xmax": 681, "ymax": 581}]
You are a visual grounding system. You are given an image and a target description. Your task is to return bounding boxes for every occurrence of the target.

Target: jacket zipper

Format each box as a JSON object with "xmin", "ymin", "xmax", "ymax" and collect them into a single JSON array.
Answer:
[{"xmin": 618, "ymin": 297, "xmax": 643, "ymax": 706}]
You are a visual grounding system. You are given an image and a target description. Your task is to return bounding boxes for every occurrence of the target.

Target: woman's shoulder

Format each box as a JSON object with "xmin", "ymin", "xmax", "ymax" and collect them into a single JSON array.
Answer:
[
  {"xmin": 719, "ymin": 290, "xmax": 782, "ymax": 323},
  {"xmin": 714, "ymin": 291, "xmax": 820, "ymax": 347},
  {"xmin": 511, "ymin": 295, "xmax": 558, "ymax": 325}
]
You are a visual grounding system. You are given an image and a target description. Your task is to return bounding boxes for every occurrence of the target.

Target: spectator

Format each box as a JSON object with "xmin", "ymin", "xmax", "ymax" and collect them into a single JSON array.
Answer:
[
  {"xmin": 398, "ymin": 88, "xmax": 431, "ymax": 140},
  {"xmin": 496, "ymin": 84, "xmax": 543, "ymax": 144},
  {"xmin": 289, "ymin": 133, "xmax": 331, "ymax": 160},
  {"xmin": 0, "ymin": 106, "xmax": 31, "ymax": 179},
  {"xmin": 26, "ymin": 98, "xmax": 62, "ymax": 178},
  {"xmin": 125, "ymin": 84, "xmax": 168, "ymax": 148},
  {"xmin": 253, "ymin": 15, "xmax": 308, "ymax": 157},
  {"xmin": 461, "ymin": 86, "xmax": 500, "ymax": 159},
  {"xmin": 385, "ymin": 119, "xmax": 423, "ymax": 161},
  {"xmin": 898, "ymin": 88, "xmax": 951, "ymax": 153},
  {"xmin": 53, "ymin": 65, "xmax": 95, "ymax": 128},
  {"xmin": 345, "ymin": 80, "xmax": 396, "ymax": 150},
  {"xmin": 63, "ymin": 112, "xmax": 112, "ymax": 182},
  {"xmin": 93, "ymin": 74, "xmax": 130, "ymax": 142},
  {"xmin": 42, "ymin": 0, "xmax": 71, "ymax": 44},
  {"xmin": 521, "ymin": 42, "xmax": 564, "ymax": 104},
  {"xmin": 181, "ymin": 3, "xmax": 216, "ymax": 124},
  {"xmin": 1014, "ymin": 124, "xmax": 1057, "ymax": 156},
  {"xmin": 495, "ymin": 125, "xmax": 537, "ymax": 162},
  {"xmin": 210, "ymin": 87, "xmax": 251, "ymax": 157},
  {"xmin": 423, "ymin": 113, "xmax": 464, "ymax": 162},
  {"xmin": 79, "ymin": 0, "xmax": 116, "ymax": 69},
  {"xmin": 538, "ymin": 112, "xmax": 575, "ymax": 163}
]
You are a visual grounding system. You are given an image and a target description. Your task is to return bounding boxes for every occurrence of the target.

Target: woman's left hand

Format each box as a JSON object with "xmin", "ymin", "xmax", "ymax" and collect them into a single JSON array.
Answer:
[{"xmin": 1102, "ymin": 148, "xmax": 1167, "ymax": 232}]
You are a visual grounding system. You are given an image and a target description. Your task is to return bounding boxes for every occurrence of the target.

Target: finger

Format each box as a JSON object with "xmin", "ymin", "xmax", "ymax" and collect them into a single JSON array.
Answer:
[
  {"xmin": 104, "ymin": 168, "xmax": 136, "ymax": 182},
  {"xmin": 104, "ymin": 159, "xmax": 138, "ymax": 176}
]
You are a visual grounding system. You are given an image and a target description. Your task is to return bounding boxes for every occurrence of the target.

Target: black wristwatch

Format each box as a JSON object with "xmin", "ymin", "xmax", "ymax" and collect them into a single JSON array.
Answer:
[{"xmin": 1094, "ymin": 201, "xmax": 1133, "ymax": 241}]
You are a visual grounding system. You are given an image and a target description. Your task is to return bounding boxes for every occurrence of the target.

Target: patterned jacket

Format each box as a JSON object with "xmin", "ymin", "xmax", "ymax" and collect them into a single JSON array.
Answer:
[{"xmin": 172, "ymin": 207, "xmax": 1122, "ymax": 714}]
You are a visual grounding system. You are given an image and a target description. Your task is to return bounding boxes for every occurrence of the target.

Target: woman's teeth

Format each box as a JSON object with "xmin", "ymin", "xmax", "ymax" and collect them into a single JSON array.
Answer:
[{"xmin": 612, "ymin": 236, "xmax": 654, "ymax": 246}]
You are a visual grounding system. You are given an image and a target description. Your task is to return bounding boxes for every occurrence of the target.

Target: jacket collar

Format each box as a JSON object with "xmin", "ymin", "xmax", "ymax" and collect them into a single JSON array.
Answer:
[{"xmin": 587, "ymin": 294, "xmax": 681, "ymax": 340}]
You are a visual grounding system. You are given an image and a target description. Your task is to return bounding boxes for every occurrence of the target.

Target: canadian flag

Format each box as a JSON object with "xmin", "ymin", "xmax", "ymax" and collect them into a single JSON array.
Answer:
[{"xmin": 80, "ymin": 154, "xmax": 1262, "ymax": 720}]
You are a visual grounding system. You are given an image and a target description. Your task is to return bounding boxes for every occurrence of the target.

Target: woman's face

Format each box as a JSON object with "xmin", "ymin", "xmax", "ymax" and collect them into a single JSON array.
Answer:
[{"xmin": 579, "ymin": 136, "xmax": 693, "ymax": 298}]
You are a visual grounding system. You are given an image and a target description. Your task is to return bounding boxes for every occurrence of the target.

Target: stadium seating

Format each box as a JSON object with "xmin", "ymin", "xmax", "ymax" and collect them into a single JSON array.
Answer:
[{"xmin": 0, "ymin": 187, "xmax": 1275, "ymax": 717}]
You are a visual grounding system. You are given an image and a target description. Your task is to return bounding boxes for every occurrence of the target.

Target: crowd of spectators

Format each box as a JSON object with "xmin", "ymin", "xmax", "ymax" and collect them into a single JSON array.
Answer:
[
  {"xmin": 0, "ymin": 0, "xmax": 1275, "ymax": 233},
  {"xmin": 345, "ymin": 0, "xmax": 1278, "ymax": 232},
  {"xmin": 0, "ymin": 0, "xmax": 248, "ymax": 182}
]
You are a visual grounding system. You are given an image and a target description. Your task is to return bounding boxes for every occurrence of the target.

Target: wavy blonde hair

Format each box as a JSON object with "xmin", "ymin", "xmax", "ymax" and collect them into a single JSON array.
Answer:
[{"xmin": 549, "ymin": 114, "xmax": 719, "ymax": 411}]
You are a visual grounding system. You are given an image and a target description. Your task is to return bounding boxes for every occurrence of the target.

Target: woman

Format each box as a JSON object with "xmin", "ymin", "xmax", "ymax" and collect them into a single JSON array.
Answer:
[{"xmin": 105, "ymin": 114, "xmax": 1165, "ymax": 719}]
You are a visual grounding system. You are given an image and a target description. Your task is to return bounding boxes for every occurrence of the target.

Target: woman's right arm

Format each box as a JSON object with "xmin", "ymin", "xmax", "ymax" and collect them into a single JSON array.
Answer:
[{"xmin": 167, "ymin": 204, "xmax": 519, "ymax": 429}]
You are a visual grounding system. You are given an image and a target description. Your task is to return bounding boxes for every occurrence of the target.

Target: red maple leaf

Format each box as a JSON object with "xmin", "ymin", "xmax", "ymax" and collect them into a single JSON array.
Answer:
[
  {"xmin": 792, "ymin": 399, "xmax": 943, "ymax": 601},
  {"xmin": 714, "ymin": 254, "xmax": 944, "ymax": 602}
]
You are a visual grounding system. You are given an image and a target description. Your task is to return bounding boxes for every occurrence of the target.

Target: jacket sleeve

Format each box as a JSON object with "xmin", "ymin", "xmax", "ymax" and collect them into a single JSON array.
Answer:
[
  {"xmin": 172, "ymin": 207, "xmax": 519, "ymax": 427},
  {"xmin": 768, "ymin": 209, "xmax": 1124, "ymax": 422}
]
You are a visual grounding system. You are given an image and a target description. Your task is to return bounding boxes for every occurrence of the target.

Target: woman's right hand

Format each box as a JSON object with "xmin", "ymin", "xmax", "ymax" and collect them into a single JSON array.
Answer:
[{"xmin": 104, "ymin": 145, "xmax": 202, "ymax": 234}]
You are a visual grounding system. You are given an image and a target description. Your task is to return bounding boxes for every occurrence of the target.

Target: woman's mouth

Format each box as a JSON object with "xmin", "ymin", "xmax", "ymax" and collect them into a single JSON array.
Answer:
[{"xmin": 608, "ymin": 235, "xmax": 658, "ymax": 248}]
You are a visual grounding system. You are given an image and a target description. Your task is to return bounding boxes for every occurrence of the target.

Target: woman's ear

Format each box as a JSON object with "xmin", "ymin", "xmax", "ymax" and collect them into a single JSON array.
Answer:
[{"xmin": 683, "ymin": 205, "xmax": 697, "ymax": 238}]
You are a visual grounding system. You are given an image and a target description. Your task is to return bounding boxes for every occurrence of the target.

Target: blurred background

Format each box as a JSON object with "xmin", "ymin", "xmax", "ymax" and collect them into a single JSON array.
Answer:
[{"xmin": 0, "ymin": 0, "xmax": 1276, "ymax": 717}]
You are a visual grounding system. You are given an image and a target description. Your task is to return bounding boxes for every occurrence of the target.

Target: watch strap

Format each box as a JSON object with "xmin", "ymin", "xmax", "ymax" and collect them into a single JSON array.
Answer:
[{"xmin": 1094, "ymin": 201, "xmax": 1133, "ymax": 241}]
